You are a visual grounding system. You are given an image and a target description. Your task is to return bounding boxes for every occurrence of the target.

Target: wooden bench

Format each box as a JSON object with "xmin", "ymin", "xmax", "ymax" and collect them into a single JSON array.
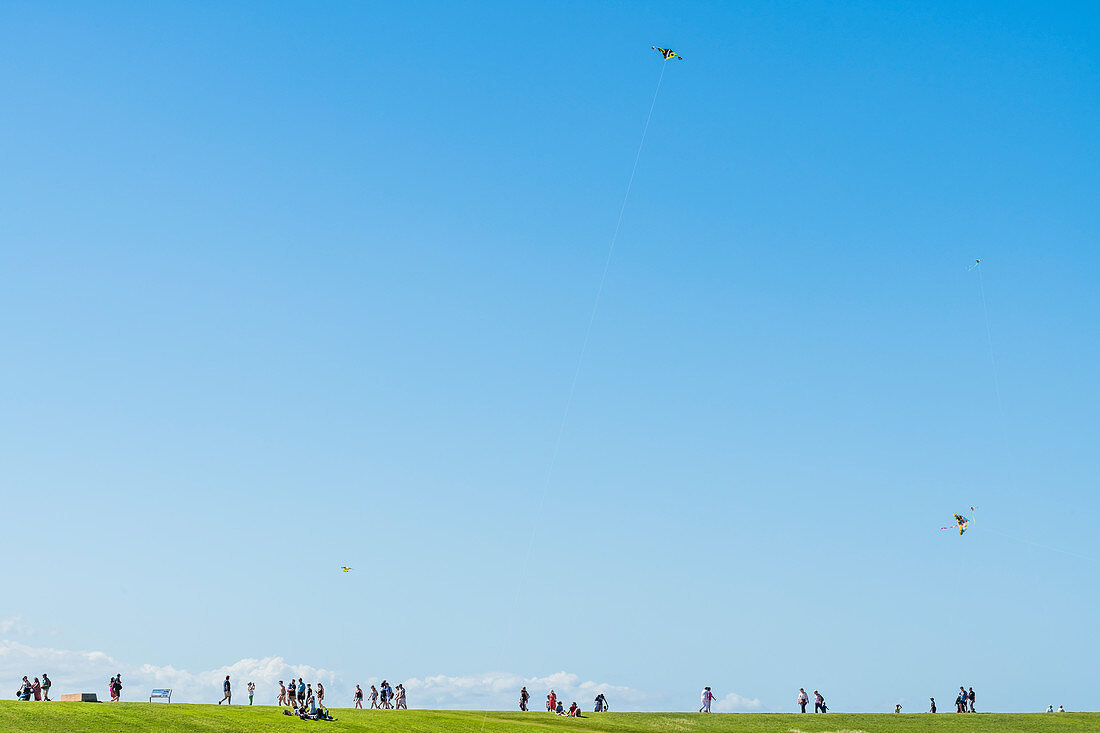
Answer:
[{"xmin": 149, "ymin": 688, "xmax": 172, "ymax": 703}]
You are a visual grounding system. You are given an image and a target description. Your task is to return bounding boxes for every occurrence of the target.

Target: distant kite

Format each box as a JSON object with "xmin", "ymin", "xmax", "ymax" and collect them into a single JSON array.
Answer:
[
  {"xmin": 967, "ymin": 259, "xmax": 981, "ymax": 271},
  {"xmin": 340, "ymin": 566, "xmax": 353, "ymax": 573},
  {"xmin": 941, "ymin": 507, "xmax": 976, "ymax": 535},
  {"xmin": 652, "ymin": 46, "xmax": 683, "ymax": 61}
]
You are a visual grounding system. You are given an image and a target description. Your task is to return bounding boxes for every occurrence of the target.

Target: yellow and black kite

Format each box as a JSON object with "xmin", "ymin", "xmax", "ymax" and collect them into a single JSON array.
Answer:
[{"xmin": 652, "ymin": 46, "xmax": 683, "ymax": 61}]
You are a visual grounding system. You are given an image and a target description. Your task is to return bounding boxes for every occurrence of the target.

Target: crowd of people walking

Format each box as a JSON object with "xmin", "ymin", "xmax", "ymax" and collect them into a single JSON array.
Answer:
[
  {"xmin": 14, "ymin": 675, "xmax": 51, "ymax": 701},
  {"xmin": 517, "ymin": 686, "xmax": 609, "ymax": 716},
  {"xmin": 796, "ymin": 688, "xmax": 827, "ymax": 713}
]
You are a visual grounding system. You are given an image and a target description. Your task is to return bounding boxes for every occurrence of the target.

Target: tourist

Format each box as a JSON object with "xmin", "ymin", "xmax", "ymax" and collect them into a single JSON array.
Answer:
[
  {"xmin": 317, "ymin": 682, "xmax": 325, "ymax": 706},
  {"xmin": 288, "ymin": 679, "xmax": 297, "ymax": 708},
  {"xmin": 930, "ymin": 697, "xmax": 936, "ymax": 713},
  {"xmin": 32, "ymin": 677, "xmax": 41, "ymax": 701},
  {"xmin": 956, "ymin": 687, "xmax": 966, "ymax": 713},
  {"xmin": 568, "ymin": 701, "xmax": 580, "ymax": 717},
  {"xmin": 112, "ymin": 674, "xmax": 123, "ymax": 702},
  {"xmin": 218, "ymin": 675, "xmax": 231, "ymax": 705},
  {"xmin": 19, "ymin": 677, "xmax": 31, "ymax": 701},
  {"xmin": 370, "ymin": 684, "xmax": 379, "ymax": 708},
  {"xmin": 41, "ymin": 673, "xmax": 51, "ymax": 702},
  {"xmin": 1047, "ymin": 705, "xmax": 1054, "ymax": 713},
  {"xmin": 546, "ymin": 694, "xmax": 551, "ymax": 711},
  {"xmin": 555, "ymin": 700, "xmax": 564, "ymax": 715},
  {"xmin": 297, "ymin": 678, "xmax": 305, "ymax": 707},
  {"xmin": 397, "ymin": 684, "xmax": 408, "ymax": 709},
  {"xmin": 247, "ymin": 681, "xmax": 255, "ymax": 705},
  {"xmin": 278, "ymin": 680, "xmax": 287, "ymax": 707},
  {"xmin": 548, "ymin": 689, "xmax": 557, "ymax": 714},
  {"xmin": 968, "ymin": 687, "xmax": 975, "ymax": 713},
  {"xmin": 814, "ymin": 690, "xmax": 825, "ymax": 713},
  {"xmin": 700, "ymin": 686, "xmax": 715, "ymax": 713},
  {"xmin": 306, "ymin": 684, "xmax": 314, "ymax": 707},
  {"xmin": 520, "ymin": 685, "xmax": 529, "ymax": 711},
  {"xmin": 894, "ymin": 704, "xmax": 902, "ymax": 713},
  {"xmin": 355, "ymin": 684, "xmax": 363, "ymax": 709},
  {"xmin": 797, "ymin": 688, "xmax": 808, "ymax": 713},
  {"xmin": 1059, "ymin": 705, "xmax": 1065, "ymax": 712}
]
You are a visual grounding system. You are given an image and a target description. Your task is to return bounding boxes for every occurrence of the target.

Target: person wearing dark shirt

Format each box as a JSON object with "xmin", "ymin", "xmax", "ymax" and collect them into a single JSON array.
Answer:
[{"xmin": 219, "ymin": 675, "xmax": 232, "ymax": 705}]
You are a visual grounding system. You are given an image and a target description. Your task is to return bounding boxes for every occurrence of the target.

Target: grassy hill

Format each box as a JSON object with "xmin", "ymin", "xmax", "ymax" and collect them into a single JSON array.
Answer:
[{"xmin": 0, "ymin": 703, "xmax": 1095, "ymax": 733}]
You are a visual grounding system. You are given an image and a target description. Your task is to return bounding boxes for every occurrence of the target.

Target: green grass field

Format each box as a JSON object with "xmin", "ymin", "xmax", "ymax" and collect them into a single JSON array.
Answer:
[{"xmin": 0, "ymin": 703, "xmax": 1096, "ymax": 733}]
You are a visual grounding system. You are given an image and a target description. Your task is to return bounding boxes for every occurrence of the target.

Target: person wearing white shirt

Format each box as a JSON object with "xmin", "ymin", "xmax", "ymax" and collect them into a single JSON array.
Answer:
[{"xmin": 699, "ymin": 687, "xmax": 715, "ymax": 713}]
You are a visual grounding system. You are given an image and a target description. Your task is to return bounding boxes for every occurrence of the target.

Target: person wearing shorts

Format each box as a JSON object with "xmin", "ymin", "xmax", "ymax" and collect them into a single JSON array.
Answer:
[{"xmin": 355, "ymin": 684, "xmax": 364, "ymax": 709}]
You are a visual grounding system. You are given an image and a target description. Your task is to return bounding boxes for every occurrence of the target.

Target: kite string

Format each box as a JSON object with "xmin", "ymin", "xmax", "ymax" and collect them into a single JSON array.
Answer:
[
  {"xmin": 985, "ymin": 528, "xmax": 1100, "ymax": 565},
  {"xmin": 476, "ymin": 62, "xmax": 668, "ymax": 727},
  {"xmin": 976, "ymin": 265, "xmax": 1004, "ymax": 418}
]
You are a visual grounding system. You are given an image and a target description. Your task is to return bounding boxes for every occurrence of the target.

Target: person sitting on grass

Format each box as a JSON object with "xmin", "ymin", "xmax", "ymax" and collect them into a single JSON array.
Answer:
[
  {"xmin": 555, "ymin": 700, "xmax": 565, "ymax": 715},
  {"xmin": 568, "ymin": 702, "xmax": 581, "ymax": 717}
]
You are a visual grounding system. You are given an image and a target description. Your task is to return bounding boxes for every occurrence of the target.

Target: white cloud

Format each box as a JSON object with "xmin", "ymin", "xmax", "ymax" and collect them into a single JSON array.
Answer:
[
  {"xmin": 712, "ymin": 690, "xmax": 764, "ymax": 712},
  {"xmin": 403, "ymin": 671, "xmax": 645, "ymax": 710},
  {"xmin": 0, "ymin": 635, "xmax": 758, "ymax": 712},
  {"xmin": 0, "ymin": 617, "xmax": 34, "ymax": 637},
  {"xmin": 0, "ymin": 640, "xmax": 335, "ymax": 704}
]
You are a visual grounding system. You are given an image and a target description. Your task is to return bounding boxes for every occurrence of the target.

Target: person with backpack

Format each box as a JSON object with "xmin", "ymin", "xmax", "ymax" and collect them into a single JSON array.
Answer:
[
  {"xmin": 370, "ymin": 684, "xmax": 379, "ymax": 708},
  {"xmin": 520, "ymin": 686, "xmax": 529, "ymax": 711},
  {"xmin": 956, "ymin": 687, "xmax": 966, "ymax": 713},
  {"xmin": 41, "ymin": 674, "xmax": 51, "ymax": 702},
  {"xmin": 297, "ymin": 678, "xmax": 305, "ymax": 707},
  {"xmin": 814, "ymin": 690, "xmax": 826, "ymax": 713},
  {"xmin": 112, "ymin": 675, "xmax": 123, "ymax": 702},
  {"xmin": 218, "ymin": 675, "xmax": 231, "ymax": 705},
  {"xmin": 797, "ymin": 688, "xmax": 809, "ymax": 713}
]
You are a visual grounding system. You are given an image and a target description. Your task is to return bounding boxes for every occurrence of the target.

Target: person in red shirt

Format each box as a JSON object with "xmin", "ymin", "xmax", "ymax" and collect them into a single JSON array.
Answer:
[{"xmin": 548, "ymin": 691, "xmax": 556, "ymax": 713}]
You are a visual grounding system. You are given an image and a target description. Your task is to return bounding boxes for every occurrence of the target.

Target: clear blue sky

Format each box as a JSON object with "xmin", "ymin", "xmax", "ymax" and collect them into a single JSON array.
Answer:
[{"xmin": 1, "ymin": 0, "xmax": 1098, "ymax": 713}]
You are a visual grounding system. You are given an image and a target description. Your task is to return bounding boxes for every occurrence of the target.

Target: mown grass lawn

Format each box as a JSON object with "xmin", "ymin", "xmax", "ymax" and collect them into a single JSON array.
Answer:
[{"xmin": 0, "ymin": 703, "xmax": 1095, "ymax": 733}]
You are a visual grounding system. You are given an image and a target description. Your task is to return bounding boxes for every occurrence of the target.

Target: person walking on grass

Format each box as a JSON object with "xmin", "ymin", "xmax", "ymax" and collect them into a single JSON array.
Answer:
[
  {"xmin": 520, "ymin": 685, "xmax": 529, "ymax": 711},
  {"xmin": 370, "ymin": 684, "xmax": 379, "ymax": 708},
  {"xmin": 930, "ymin": 697, "xmax": 936, "ymax": 713},
  {"xmin": 355, "ymin": 684, "xmax": 364, "ymax": 709},
  {"xmin": 247, "ymin": 681, "xmax": 255, "ymax": 705},
  {"xmin": 41, "ymin": 673, "xmax": 51, "ymax": 702},
  {"xmin": 219, "ymin": 675, "xmax": 232, "ymax": 705},
  {"xmin": 814, "ymin": 690, "xmax": 825, "ymax": 713},
  {"xmin": 112, "ymin": 674, "xmax": 123, "ymax": 702},
  {"xmin": 797, "ymin": 688, "xmax": 809, "ymax": 713},
  {"xmin": 968, "ymin": 687, "xmax": 975, "ymax": 713},
  {"xmin": 287, "ymin": 679, "xmax": 297, "ymax": 709},
  {"xmin": 32, "ymin": 678, "xmax": 41, "ymax": 701},
  {"xmin": 699, "ymin": 686, "xmax": 715, "ymax": 713}
]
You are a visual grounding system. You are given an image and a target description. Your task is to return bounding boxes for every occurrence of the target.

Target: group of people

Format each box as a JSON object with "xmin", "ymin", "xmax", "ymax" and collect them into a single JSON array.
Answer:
[
  {"xmin": 952, "ymin": 686, "xmax": 977, "ymax": 713},
  {"xmin": 796, "ymin": 688, "xmax": 827, "ymax": 713},
  {"xmin": 108, "ymin": 674, "xmax": 123, "ymax": 702},
  {"xmin": 14, "ymin": 675, "xmax": 51, "ymax": 701},
  {"xmin": 518, "ymin": 687, "xmax": 608, "ymax": 716},
  {"xmin": 276, "ymin": 677, "xmax": 335, "ymax": 720},
  {"xmin": 351, "ymin": 680, "xmax": 406, "ymax": 709}
]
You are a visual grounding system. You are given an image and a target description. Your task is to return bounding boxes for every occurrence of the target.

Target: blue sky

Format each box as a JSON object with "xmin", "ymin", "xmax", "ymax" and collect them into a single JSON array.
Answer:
[{"xmin": 1, "ymin": 0, "xmax": 1098, "ymax": 713}]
